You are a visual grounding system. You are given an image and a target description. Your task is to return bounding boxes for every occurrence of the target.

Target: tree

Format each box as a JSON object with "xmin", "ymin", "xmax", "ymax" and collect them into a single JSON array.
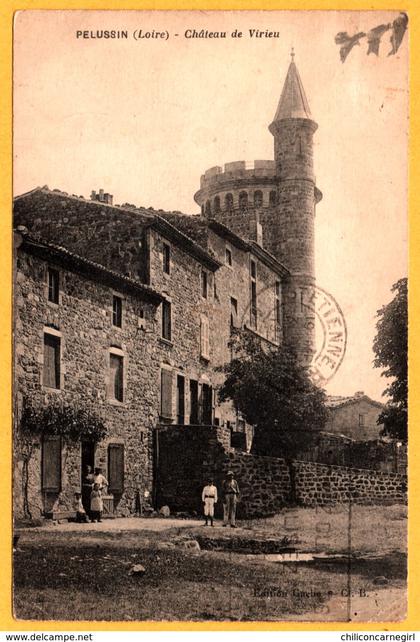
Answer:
[
  {"xmin": 373, "ymin": 278, "xmax": 408, "ymax": 440},
  {"xmin": 218, "ymin": 330, "xmax": 329, "ymax": 460}
]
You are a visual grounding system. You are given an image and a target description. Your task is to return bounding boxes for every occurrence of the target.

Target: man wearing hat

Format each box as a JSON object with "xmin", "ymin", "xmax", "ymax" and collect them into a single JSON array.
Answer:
[
  {"xmin": 222, "ymin": 470, "xmax": 240, "ymax": 528},
  {"xmin": 201, "ymin": 477, "xmax": 218, "ymax": 526}
]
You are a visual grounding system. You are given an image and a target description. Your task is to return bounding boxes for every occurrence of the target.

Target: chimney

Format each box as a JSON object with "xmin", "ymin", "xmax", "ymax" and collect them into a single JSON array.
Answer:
[{"xmin": 354, "ymin": 391, "xmax": 364, "ymax": 398}]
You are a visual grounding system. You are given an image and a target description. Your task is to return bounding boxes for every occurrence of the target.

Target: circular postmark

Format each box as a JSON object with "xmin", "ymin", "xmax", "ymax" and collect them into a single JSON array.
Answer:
[
  {"xmin": 238, "ymin": 281, "xmax": 347, "ymax": 388},
  {"xmin": 306, "ymin": 285, "xmax": 347, "ymax": 387}
]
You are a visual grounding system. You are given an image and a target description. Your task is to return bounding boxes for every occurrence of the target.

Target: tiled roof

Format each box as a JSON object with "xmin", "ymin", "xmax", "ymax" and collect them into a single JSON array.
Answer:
[{"xmin": 326, "ymin": 393, "xmax": 384, "ymax": 410}]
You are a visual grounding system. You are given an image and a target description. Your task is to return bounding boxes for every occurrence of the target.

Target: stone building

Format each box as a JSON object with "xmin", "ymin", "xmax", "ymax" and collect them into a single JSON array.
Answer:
[
  {"xmin": 13, "ymin": 55, "xmax": 331, "ymax": 518},
  {"xmin": 13, "ymin": 231, "xmax": 164, "ymax": 518},
  {"xmin": 325, "ymin": 391, "xmax": 385, "ymax": 441}
]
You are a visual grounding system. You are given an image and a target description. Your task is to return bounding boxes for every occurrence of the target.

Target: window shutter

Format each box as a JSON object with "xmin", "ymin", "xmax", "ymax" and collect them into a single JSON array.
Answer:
[
  {"xmin": 108, "ymin": 444, "xmax": 124, "ymax": 494},
  {"xmin": 43, "ymin": 334, "xmax": 60, "ymax": 389},
  {"xmin": 42, "ymin": 436, "xmax": 61, "ymax": 492},
  {"xmin": 200, "ymin": 315, "xmax": 210, "ymax": 359},
  {"xmin": 161, "ymin": 369, "xmax": 173, "ymax": 419},
  {"xmin": 110, "ymin": 354, "xmax": 124, "ymax": 402}
]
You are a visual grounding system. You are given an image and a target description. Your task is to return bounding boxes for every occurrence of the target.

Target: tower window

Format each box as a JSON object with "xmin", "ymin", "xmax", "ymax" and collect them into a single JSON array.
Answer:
[
  {"xmin": 226, "ymin": 246, "xmax": 232, "ymax": 266},
  {"xmin": 225, "ymin": 193, "xmax": 233, "ymax": 211},
  {"xmin": 205, "ymin": 200, "xmax": 211, "ymax": 216},
  {"xmin": 112, "ymin": 295, "xmax": 122, "ymax": 328},
  {"xmin": 201, "ymin": 270, "xmax": 208, "ymax": 299},
  {"xmin": 239, "ymin": 191, "xmax": 248, "ymax": 210},
  {"xmin": 254, "ymin": 190, "xmax": 263, "ymax": 208},
  {"xmin": 47, "ymin": 268, "xmax": 59, "ymax": 304},
  {"xmin": 162, "ymin": 243, "xmax": 171, "ymax": 274},
  {"xmin": 269, "ymin": 190, "xmax": 277, "ymax": 206},
  {"xmin": 214, "ymin": 196, "xmax": 221, "ymax": 213}
]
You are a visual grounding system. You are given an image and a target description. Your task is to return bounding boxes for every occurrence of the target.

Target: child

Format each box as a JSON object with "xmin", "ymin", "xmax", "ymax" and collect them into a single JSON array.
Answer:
[
  {"xmin": 90, "ymin": 483, "xmax": 103, "ymax": 522},
  {"xmin": 73, "ymin": 491, "xmax": 88, "ymax": 523},
  {"xmin": 201, "ymin": 477, "xmax": 218, "ymax": 526}
]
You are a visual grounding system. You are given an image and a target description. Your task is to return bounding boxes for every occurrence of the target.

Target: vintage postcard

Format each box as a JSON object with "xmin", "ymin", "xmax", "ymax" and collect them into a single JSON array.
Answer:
[{"xmin": 7, "ymin": 7, "xmax": 413, "ymax": 628}]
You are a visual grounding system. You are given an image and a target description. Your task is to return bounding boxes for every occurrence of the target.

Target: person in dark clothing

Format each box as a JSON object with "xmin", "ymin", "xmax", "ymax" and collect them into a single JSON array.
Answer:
[{"xmin": 222, "ymin": 471, "xmax": 240, "ymax": 528}]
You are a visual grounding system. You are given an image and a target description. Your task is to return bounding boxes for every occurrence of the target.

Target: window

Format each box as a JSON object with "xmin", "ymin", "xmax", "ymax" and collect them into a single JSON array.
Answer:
[
  {"xmin": 214, "ymin": 196, "xmax": 221, "ymax": 213},
  {"xmin": 48, "ymin": 268, "xmax": 59, "ymax": 304},
  {"xmin": 108, "ymin": 444, "xmax": 124, "ymax": 495},
  {"xmin": 112, "ymin": 295, "xmax": 122, "ymax": 328},
  {"xmin": 205, "ymin": 201, "xmax": 211, "ymax": 216},
  {"xmin": 269, "ymin": 190, "xmax": 277, "ymax": 206},
  {"xmin": 239, "ymin": 191, "xmax": 248, "ymax": 210},
  {"xmin": 189, "ymin": 379, "xmax": 199, "ymax": 424},
  {"xmin": 42, "ymin": 435, "xmax": 61, "ymax": 492},
  {"xmin": 275, "ymin": 281, "xmax": 281, "ymax": 338},
  {"xmin": 201, "ymin": 270, "xmax": 208, "ymax": 299},
  {"xmin": 110, "ymin": 353, "xmax": 124, "ymax": 402},
  {"xmin": 226, "ymin": 246, "xmax": 232, "ymax": 266},
  {"xmin": 43, "ymin": 333, "xmax": 61, "ymax": 389},
  {"xmin": 254, "ymin": 190, "xmax": 263, "ymax": 208},
  {"xmin": 250, "ymin": 260, "xmax": 257, "ymax": 328},
  {"xmin": 200, "ymin": 315, "xmax": 210, "ymax": 360},
  {"xmin": 162, "ymin": 243, "xmax": 170, "ymax": 274},
  {"xmin": 359, "ymin": 414, "xmax": 365, "ymax": 427},
  {"xmin": 225, "ymin": 193, "xmax": 233, "ymax": 211},
  {"xmin": 162, "ymin": 301, "xmax": 172, "ymax": 341},
  {"xmin": 230, "ymin": 297, "xmax": 238, "ymax": 328},
  {"xmin": 160, "ymin": 369, "xmax": 173, "ymax": 419},
  {"xmin": 250, "ymin": 260, "xmax": 257, "ymax": 279},
  {"xmin": 177, "ymin": 375, "xmax": 185, "ymax": 424}
]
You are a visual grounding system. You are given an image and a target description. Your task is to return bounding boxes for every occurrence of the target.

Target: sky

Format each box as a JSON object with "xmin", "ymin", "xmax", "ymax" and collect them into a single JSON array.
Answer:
[{"xmin": 13, "ymin": 10, "xmax": 408, "ymax": 401}]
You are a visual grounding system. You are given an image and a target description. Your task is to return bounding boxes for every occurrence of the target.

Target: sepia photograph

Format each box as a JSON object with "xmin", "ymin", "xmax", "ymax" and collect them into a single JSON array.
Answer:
[{"xmin": 11, "ymin": 10, "xmax": 408, "ymax": 623}]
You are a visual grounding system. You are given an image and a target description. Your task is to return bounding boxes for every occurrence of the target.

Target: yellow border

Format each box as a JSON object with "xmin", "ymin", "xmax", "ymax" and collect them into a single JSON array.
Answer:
[{"xmin": 1, "ymin": 1, "xmax": 418, "ymax": 633}]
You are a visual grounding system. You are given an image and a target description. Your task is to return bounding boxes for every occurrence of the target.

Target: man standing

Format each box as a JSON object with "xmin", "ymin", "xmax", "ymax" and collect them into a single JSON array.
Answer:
[
  {"xmin": 222, "ymin": 471, "xmax": 240, "ymax": 528},
  {"xmin": 201, "ymin": 477, "xmax": 218, "ymax": 526}
]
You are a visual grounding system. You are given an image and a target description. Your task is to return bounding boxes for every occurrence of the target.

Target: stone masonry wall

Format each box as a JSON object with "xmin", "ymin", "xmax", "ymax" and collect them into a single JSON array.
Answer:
[
  {"xmin": 156, "ymin": 425, "xmax": 407, "ymax": 519},
  {"xmin": 14, "ymin": 248, "xmax": 161, "ymax": 519}
]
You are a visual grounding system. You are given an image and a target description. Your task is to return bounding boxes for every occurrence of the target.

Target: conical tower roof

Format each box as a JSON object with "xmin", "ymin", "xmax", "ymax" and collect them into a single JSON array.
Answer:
[{"xmin": 272, "ymin": 54, "xmax": 312, "ymax": 122}]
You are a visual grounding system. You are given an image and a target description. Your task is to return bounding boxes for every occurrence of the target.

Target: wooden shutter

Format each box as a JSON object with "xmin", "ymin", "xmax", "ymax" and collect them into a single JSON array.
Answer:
[
  {"xmin": 110, "ymin": 354, "xmax": 123, "ymax": 401},
  {"xmin": 161, "ymin": 369, "xmax": 173, "ymax": 419},
  {"xmin": 108, "ymin": 443, "xmax": 124, "ymax": 494},
  {"xmin": 43, "ymin": 333, "xmax": 60, "ymax": 389},
  {"xmin": 200, "ymin": 315, "xmax": 210, "ymax": 359},
  {"xmin": 42, "ymin": 436, "xmax": 61, "ymax": 492}
]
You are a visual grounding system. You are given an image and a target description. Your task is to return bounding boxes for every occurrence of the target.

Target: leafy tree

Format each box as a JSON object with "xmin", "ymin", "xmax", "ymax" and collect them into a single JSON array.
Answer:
[
  {"xmin": 218, "ymin": 330, "xmax": 329, "ymax": 461},
  {"xmin": 373, "ymin": 278, "xmax": 408, "ymax": 440}
]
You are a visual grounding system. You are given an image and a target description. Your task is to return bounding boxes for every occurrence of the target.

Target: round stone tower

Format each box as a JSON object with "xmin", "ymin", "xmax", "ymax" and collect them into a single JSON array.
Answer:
[
  {"xmin": 267, "ymin": 52, "xmax": 322, "ymax": 364},
  {"xmin": 194, "ymin": 53, "xmax": 322, "ymax": 365}
]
